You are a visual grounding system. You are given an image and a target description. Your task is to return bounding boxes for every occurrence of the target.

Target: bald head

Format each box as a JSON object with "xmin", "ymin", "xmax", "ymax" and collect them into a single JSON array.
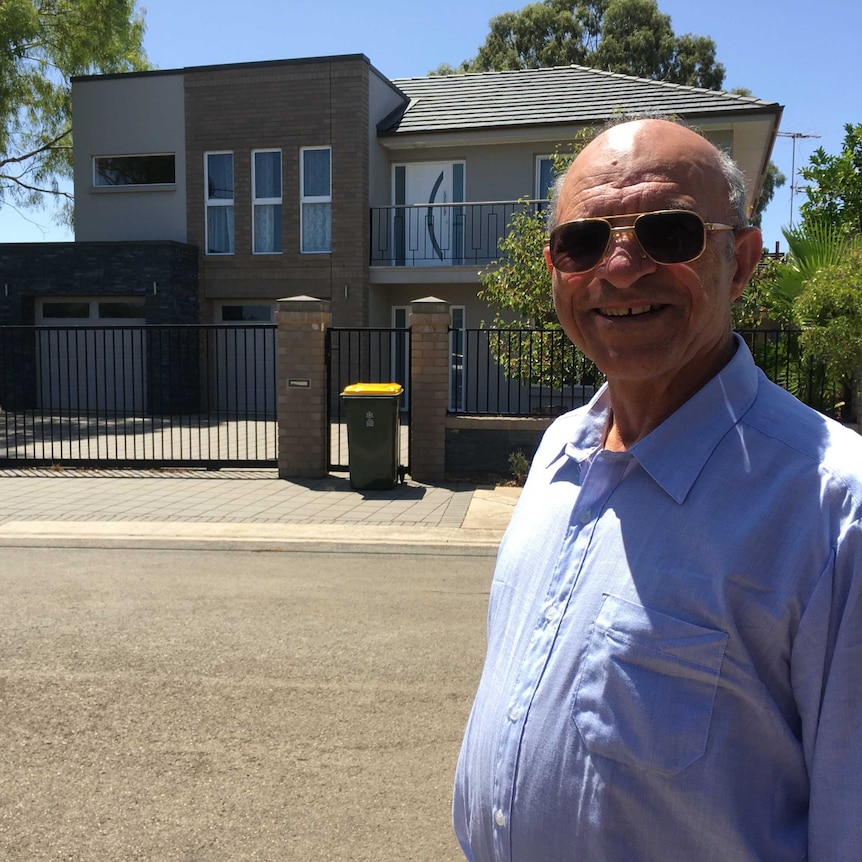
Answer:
[{"xmin": 549, "ymin": 119, "xmax": 748, "ymax": 231}]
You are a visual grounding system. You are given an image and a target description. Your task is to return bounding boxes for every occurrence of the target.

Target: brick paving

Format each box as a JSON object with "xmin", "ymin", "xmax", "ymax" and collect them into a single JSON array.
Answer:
[{"xmin": 0, "ymin": 468, "xmax": 476, "ymax": 529}]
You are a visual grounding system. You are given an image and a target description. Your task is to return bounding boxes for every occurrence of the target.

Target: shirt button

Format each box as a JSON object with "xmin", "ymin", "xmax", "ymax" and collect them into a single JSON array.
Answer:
[
  {"xmin": 544, "ymin": 604, "xmax": 559, "ymax": 621},
  {"xmin": 508, "ymin": 705, "xmax": 522, "ymax": 722},
  {"xmin": 494, "ymin": 809, "xmax": 506, "ymax": 827},
  {"xmin": 579, "ymin": 508, "xmax": 592, "ymax": 524}
]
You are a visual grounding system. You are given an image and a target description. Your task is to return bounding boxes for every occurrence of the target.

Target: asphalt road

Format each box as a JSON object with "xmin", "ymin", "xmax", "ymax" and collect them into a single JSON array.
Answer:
[{"xmin": 0, "ymin": 546, "xmax": 494, "ymax": 861}]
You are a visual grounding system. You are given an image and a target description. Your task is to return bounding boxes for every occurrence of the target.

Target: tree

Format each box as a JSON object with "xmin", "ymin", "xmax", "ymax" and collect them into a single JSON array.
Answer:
[
  {"xmin": 799, "ymin": 123, "xmax": 862, "ymax": 239},
  {"xmin": 756, "ymin": 221, "xmax": 851, "ymax": 323},
  {"xmin": 476, "ymin": 138, "xmax": 603, "ymax": 396},
  {"xmin": 434, "ymin": 0, "xmax": 725, "ymax": 89},
  {"xmin": 738, "ymin": 220, "xmax": 861, "ymax": 418},
  {"xmin": 0, "ymin": 0, "xmax": 148, "ymax": 224},
  {"xmin": 793, "ymin": 245, "xmax": 862, "ymax": 415},
  {"xmin": 477, "ymin": 133, "xmax": 593, "ymax": 327},
  {"xmin": 749, "ymin": 161, "xmax": 786, "ymax": 228},
  {"xmin": 477, "ymin": 199, "xmax": 554, "ymax": 326},
  {"xmin": 594, "ymin": 0, "xmax": 724, "ymax": 89}
]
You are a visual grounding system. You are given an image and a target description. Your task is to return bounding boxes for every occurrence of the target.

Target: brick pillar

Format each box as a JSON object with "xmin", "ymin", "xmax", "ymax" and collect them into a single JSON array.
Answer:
[
  {"xmin": 409, "ymin": 297, "xmax": 450, "ymax": 484},
  {"xmin": 276, "ymin": 296, "xmax": 332, "ymax": 479}
]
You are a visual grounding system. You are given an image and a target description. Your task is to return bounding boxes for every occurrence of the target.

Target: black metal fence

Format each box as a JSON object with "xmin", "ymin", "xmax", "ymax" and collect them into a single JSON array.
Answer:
[
  {"xmin": 1, "ymin": 323, "xmax": 846, "ymax": 470},
  {"xmin": 452, "ymin": 327, "xmax": 845, "ymax": 419},
  {"xmin": 451, "ymin": 328, "xmax": 600, "ymax": 416},
  {"xmin": 739, "ymin": 328, "xmax": 846, "ymax": 418},
  {"xmin": 370, "ymin": 200, "xmax": 544, "ymax": 267},
  {"xmin": 326, "ymin": 327, "xmax": 410, "ymax": 472},
  {"xmin": 0, "ymin": 324, "xmax": 277, "ymax": 467}
]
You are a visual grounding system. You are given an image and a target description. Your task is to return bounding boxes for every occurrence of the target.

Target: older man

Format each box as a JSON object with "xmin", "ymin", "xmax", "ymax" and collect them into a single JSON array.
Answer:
[{"xmin": 453, "ymin": 119, "xmax": 862, "ymax": 861}]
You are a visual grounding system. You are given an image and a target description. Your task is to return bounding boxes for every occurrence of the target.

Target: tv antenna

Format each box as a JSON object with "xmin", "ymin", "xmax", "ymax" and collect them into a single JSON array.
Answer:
[{"xmin": 776, "ymin": 131, "xmax": 821, "ymax": 227}]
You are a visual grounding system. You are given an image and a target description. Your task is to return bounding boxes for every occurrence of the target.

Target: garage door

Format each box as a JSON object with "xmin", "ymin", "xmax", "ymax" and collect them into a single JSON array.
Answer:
[
  {"xmin": 36, "ymin": 298, "xmax": 147, "ymax": 413},
  {"xmin": 214, "ymin": 303, "xmax": 276, "ymax": 417}
]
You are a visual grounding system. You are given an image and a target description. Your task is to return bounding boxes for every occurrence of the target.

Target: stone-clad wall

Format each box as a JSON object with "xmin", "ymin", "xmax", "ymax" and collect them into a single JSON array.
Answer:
[
  {"xmin": 0, "ymin": 241, "xmax": 199, "ymax": 326},
  {"xmin": 0, "ymin": 241, "xmax": 199, "ymax": 412}
]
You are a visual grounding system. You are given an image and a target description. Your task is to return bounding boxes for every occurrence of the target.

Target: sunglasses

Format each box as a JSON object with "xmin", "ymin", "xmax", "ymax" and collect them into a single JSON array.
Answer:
[{"xmin": 548, "ymin": 210, "xmax": 736, "ymax": 273}]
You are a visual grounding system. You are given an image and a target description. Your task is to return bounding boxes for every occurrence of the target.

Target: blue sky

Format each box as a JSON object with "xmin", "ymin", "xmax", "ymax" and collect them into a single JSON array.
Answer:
[{"xmin": 1, "ymin": 0, "xmax": 858, "ymax": 249}]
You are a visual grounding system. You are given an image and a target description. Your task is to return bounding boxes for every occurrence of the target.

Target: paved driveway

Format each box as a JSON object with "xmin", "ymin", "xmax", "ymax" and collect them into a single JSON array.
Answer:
[{"xmin": 0, "ymin": 546, "xmax": 492, "ymax": 861}]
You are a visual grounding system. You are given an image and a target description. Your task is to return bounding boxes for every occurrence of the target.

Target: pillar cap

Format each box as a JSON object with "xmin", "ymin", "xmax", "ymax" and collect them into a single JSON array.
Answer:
[
  {"xmin": 277, "ymin": 296, "xmax": 331, "ymax": 313},
  {"xmin": 410, "ymin": 296, "xmax": 450, "ymax": 315}
]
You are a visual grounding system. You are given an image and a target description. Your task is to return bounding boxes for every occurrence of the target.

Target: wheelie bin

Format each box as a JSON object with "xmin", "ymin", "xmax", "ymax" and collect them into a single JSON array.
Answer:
[{"xmin": 340, "ymin": 383, "xmax": 404, "ymax": 490}]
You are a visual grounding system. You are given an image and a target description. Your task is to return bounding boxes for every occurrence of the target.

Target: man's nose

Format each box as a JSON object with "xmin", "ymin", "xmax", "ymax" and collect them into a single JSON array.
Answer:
[{"xmin": 597, "ymin": 230, "xmax": 657, "ymax": 288}]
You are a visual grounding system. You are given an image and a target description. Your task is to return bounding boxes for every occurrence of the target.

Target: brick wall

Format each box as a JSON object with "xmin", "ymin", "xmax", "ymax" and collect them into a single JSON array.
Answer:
[
  {"xmin": 184, "ymin": 56, "xmax": 371, "ymax": 325},
  {"xmin": 445, "ymin": 416, "xmax": 552, "ymax": 477},
  {"xmin": 276, "ymin": 297, "xmax": 331, "ymax": 478},
  {"xmin": 408, "ymin": 298, "xmax": 451, "ymax": 483}
]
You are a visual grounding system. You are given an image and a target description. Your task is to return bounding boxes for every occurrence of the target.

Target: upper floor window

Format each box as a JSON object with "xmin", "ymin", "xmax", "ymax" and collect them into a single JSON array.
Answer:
[
  {"xmin": 536, "ymin": 156, "xmax": 556, "ymax": 202},
  {"xmin": 94, "ymin": 153, "xmax": 175, "ymax": 187},
  {"xmin": 301, "ymin": 146, "xmax": 331, "ymax": 253},
  {"xmin": 206, "ymin": 151, "xmax": 234, "ymax": 255},
  {"xmin": 252, "ymin": 149, "xmax": 282, "ymax": 254}
]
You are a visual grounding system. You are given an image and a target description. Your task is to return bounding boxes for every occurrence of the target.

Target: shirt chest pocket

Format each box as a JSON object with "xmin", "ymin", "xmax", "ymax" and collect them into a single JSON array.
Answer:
[{"xmin": 572, "ymin": 594, "xmax": 728, "ymax": 776}]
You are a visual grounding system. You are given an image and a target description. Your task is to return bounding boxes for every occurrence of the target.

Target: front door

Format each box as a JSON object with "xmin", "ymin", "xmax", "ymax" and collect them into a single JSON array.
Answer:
[{"xmin": 393, "ymin": 162, "xmax": 464, "ymax": 266}]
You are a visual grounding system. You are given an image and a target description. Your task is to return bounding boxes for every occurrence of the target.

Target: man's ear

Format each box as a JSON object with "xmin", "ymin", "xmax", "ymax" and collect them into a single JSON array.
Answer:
[
  {"xmin": 543, "ymin": 244, "xmax": 554, "ymax": 274},
  {"xmin": 729, "ymin": 227, "xmax": 763, "ymax": 302}
]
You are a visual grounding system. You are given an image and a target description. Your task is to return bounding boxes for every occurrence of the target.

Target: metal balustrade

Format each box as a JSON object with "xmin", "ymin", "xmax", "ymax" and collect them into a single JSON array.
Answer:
[{"xmin": 370, "ymin": 200, "xmax": 546, "ymax": 267}]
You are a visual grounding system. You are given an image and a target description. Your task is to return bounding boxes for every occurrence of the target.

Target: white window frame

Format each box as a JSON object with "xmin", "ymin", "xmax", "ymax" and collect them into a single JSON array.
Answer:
[
  {"xmin": 300, "ymin": 146, "xmax": 332, "ymax": 254},
  {"xmin": 205, "ymin": 150, "xmax": 235, "ymax": 256},
  {"xmin": 252, "ymin": 149, "xmax": 283, "ymax": 255},
  {"xmin": 536, "ymin": 155, "xmax": 556, "ymax": 201}
]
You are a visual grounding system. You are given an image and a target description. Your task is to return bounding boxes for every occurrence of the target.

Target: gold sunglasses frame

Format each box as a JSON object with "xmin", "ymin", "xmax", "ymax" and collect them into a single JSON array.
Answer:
[{"xmin": 548, "ymin": 210, "xmax": 737, "ymax": 273}]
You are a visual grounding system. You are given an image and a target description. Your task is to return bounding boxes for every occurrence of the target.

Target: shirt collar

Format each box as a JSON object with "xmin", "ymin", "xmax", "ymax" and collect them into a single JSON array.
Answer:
[{"xmin": 545, "ymin": 334, "xmax": 760, "ymax": 503}]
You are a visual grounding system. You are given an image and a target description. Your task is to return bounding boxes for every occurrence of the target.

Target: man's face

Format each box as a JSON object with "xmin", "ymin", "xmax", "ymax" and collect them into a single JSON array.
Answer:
[{"xmin": 546, "ymin": 121, "xmax": 760, "ymax": 394}]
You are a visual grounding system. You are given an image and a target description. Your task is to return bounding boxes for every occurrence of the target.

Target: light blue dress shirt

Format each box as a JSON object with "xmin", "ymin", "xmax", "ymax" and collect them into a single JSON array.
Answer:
[{"xmin": 453, "ymin": 336, "xmax": 862, "ymax": 861}]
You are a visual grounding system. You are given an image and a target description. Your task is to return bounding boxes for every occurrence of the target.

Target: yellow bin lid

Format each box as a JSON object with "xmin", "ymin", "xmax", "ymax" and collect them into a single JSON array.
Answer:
[{"xmin": 341, "ymin": 382, "xmax": 404, "ymax": 396}]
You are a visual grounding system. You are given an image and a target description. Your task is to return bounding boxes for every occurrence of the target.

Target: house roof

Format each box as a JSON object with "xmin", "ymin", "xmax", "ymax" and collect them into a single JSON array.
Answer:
[{"xmin": 383, "ymin": 64, "xmax": 781, "ymax": 136}]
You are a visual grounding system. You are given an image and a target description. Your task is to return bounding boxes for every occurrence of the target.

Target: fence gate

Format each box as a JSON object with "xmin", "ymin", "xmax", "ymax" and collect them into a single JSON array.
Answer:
[
  {"xmin": 0, "ymin": 324, "xmax": 278, "ymax": 468},
  {"xmin": 326, "ymin": 327, "xmax": 411, "ymax": 473}
]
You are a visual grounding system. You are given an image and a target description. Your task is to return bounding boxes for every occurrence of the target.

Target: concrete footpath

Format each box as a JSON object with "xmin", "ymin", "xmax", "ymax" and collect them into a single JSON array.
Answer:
[{"xmin": 0, "ymin": 468, "xmax": 521, "ymax": 553}]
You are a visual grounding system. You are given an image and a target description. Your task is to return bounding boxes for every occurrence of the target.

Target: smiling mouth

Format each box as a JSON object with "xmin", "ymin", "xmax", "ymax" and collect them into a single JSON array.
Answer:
[{"xmin": 598, "ymin": 305, "xmax": 663, "ymax": 318}]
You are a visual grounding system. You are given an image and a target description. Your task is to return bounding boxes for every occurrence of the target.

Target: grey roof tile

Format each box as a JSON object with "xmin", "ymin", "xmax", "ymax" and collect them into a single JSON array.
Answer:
[{"xmin": 385, "ymin": 65, "xmax": 780, "ymax": 135}]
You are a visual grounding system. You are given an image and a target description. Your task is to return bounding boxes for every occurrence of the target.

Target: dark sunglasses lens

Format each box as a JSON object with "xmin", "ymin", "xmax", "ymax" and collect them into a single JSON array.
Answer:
[
  {"xmin": 635, "ymin": 211, "xmax": 705, "ymax": 263},
  {"xmin": 551, "ymin": 220, "xmax": 610, "ymax": 272}
]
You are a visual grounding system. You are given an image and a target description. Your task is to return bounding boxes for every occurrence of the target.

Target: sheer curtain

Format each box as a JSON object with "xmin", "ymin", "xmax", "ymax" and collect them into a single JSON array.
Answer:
[
  {"xmin": 207, "ymin": 153, "xmax": 235, "ymax": 254},
  {"xmin": 301, "ymin": 148, "xmax": 331, "ymax": 253},
  {"xmin": 253, "ymin": 151, "xmax": 282, "ymax": 253},
  {"xmin": 207, "ymin": 207, "xmax": 234, "ymax": 254}
]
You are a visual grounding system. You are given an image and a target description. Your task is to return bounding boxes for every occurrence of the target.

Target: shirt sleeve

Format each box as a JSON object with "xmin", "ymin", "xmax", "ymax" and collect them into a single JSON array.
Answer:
[{"xmin": 791, "ymin": 519, "xmax": 862, "ymax": 860}]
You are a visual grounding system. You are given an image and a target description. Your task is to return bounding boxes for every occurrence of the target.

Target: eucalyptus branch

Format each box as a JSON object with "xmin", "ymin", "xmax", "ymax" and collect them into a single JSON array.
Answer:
[
  {"xmin": 0, "ymin": 173, "xmax": 73, "ymax": 200},
  {"xmin": 0, "ymin": 130, "xmax": 72, "ymax": 168}
]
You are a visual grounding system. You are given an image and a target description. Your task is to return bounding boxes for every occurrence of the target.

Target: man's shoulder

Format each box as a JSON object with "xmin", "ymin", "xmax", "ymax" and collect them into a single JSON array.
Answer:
[
  {"xmin": 745, "ymin": 375, "xmax": 862, "ymax": 492},
  {"xmin": 528, "ymin": 402, "xmax": 601, "ymax": 470},
  {"xmin": 547, "ymin": 401, "xmax": 600, "ymax": 439}
]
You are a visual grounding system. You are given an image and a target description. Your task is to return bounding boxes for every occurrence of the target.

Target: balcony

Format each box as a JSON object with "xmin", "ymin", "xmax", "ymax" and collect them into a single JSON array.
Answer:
[{"xmin": 370, "ymin": 200, "xmax": 546, "ymax": 268}]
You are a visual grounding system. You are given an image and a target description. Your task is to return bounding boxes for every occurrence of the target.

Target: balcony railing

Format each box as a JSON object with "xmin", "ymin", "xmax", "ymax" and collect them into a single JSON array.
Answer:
[{"xmin": 370, "ymin": 200, "xmax": 546, "ymax": 267}]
